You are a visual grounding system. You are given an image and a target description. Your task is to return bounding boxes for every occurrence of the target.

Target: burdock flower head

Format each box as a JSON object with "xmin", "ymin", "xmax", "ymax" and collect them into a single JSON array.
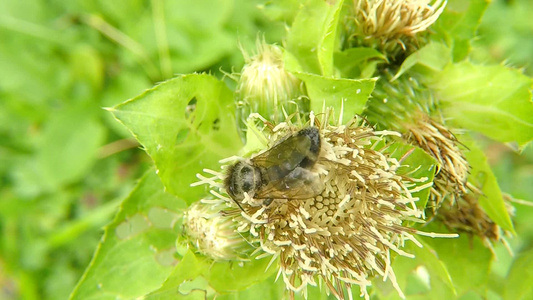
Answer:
[
  {"xmin": 194, "ymin": 111, "xmax": 454, "ymax": 299},
  {"xmin": 346, "ymin": 0, "xmax": 447, "ymax": 56},
  {"xmin": 235, "ymin": 39, "xmax": 305, "ymax": 123}
]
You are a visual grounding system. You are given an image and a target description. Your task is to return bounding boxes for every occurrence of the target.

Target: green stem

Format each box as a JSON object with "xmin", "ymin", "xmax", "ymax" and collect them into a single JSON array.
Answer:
[
  {"xmin": 151, "ymin": 0, "xmax": 173, "ymax": 79},
  {"xmin": 81, "ymin": 14, "xmax": 161, "ymax": 82}
]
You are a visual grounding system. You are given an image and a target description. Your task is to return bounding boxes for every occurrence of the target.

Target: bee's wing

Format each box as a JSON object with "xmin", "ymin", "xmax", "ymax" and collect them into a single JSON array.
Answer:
[
  {"xmin": 254, "ymin": 167, "xmax": 323, "ymax": 199},
  {"xmin": 252, "ymin": 133, "xmax": 311, "ymax": 168},
  {"xmin": 252, "ymin": 128, "xmax": 320, "ymax": 181}
]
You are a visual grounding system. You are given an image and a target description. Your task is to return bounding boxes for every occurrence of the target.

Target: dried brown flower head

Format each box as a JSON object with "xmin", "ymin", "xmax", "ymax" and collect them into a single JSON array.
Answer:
[
  {"xmin": 437, "ymin": 191, "xmax": 514, "ymax": 254},
  {"xmin": 403, "ymin": 117, "xmax": 516, "ymax": 250},
  {"xmin": 402, "ymin": 112, "xmax": 469, "ymax": 210}
]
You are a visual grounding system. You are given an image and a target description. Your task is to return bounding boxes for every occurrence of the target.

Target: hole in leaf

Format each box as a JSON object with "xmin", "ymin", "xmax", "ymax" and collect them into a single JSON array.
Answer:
[
  {"xmin": 212, "ymin": 118, "xmax": 220, "ymax": 131},
  {"xmin": 115, "ymin": 214, "xmax": 150, "ymax": 239},
  {"xmin": 185, "ymin": 97, "xmax": 197, "ymax": 119},
  {"xmin": 179, "ymin": 277, "xmax": 211, "ymax": 295},
  {"xmin": 154, "ymin": 247, "xmax": 178, "ymax": 267},
  {"xmin": 148, "ymin": 207, "xmax": 179, "ymax": 229}
]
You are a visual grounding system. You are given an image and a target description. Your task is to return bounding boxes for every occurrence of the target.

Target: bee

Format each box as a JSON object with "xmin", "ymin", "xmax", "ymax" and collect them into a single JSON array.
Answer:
[{"xmin": 224, "ymin": 127, "xmax": 324, "ymax": 208}]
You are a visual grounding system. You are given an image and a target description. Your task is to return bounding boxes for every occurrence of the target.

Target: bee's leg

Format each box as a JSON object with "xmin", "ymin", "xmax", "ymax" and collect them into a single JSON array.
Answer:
[{"xmin": 231, "ymin": 198, "xmax": 246, "ymax": 212}]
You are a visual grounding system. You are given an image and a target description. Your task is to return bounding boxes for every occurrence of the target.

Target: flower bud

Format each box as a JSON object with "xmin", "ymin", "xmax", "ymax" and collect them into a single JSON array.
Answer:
[
  {"xmin": 182, "ymin": 201, "xmax": 250, "ymax": 261},
  {"xmin": 236, "ymin": 40, "xmax": 306, "ymax": 123},
  {"xmin": 345, "ymin": 0, "xmax": 447, "ymax": 57}
]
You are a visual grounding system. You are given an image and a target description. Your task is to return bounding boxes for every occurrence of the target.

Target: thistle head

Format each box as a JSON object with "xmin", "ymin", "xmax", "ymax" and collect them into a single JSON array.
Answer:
[
  {"xmin": 346, "ymin": 0, "xmax": 447, "ymax": 57},
  {"xmin": 195, "ymin": 112, "xmax": 449, "ymax": 299}
]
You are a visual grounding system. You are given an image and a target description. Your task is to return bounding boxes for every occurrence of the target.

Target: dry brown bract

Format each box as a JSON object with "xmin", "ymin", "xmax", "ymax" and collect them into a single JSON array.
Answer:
[
  {"xmin": 402, "ymin": 112, "xmax": 469, "ymax": 210},
  {"xmin": 400, "ymin": 112, "xmax": 512, "ymax": 252}
]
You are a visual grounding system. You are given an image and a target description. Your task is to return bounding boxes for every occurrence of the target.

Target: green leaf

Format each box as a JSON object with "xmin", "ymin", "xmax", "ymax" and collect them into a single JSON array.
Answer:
[
  {"xmin": 164, "ymin": 0, "xmax": 236, "ymax": 73},
  {"xmin": 421, "ymin": 229, "xmax": 493, "ymax": 298},
  {"xmin": 14, "ymin": 104, "xmax": 106, "ymax": 197},
  {"xmin": 294, "ymin": 72, "xmax": 376, "ymax": 123},
  {"xmin": 214, "ymin": 274, "xmax": 285, "ymax": 300},
  {"xmin": 376, "ymin": 240, "xmax": 456, "ymax": 300},
  {"xmin": 213, "ymin": 274, "xmax": 329, "ymax": 300},
  {"xmin": 111, "ymin": 74, "xmax": 242, "ymax": 204},
  {"xmin": 38, "ymin": 104, "xmax": 106, "ymax": 189},
  {"xmin": 334, "ymin": 47, "xmax": 387, "ymax": 78},
  {"xmin": 430, "ymin": 62, "xmax": 533, "ymax": 148},
  {"xmin": 69, "ymin": 45, "xmax": 105, "ymax": 92},
  {"xmin": 100, "ymin": 69, "xmax": 153, "ymax": 138},
  {"xmin": 286, "ymin": 0, "xmax": 344, "ymax": 76},
  {"xmin": 70, "ymin": 170, "xmax": 187, "ymax": 300},
  {"xmin": 474, "ymin": 0, "xmax": 533, "ymax": 76},
  {"xmin": 144, "ymin": 250, "xmax": 210, "ymax": 299},
  {"xmin": 205, "ymin": 257, "xmax": 278, "ymax": 293},
  {"xmin": 462, "ymin": 138, "xmax": 515, "ymax": 233},
  {"xmin": 504, "ymin": 248, "xmax": 533, "ymax": 300},
  {"xmin": 414, "ymin": 240, "xmax": 457, "ymax": 296},
  {"xmin": 388, "ymin": 143, "xmax": 438, "ymax": 210},
  {"xmin": 393, "ymin": 42, "xmax": 452, "ymax": 80},
  {"xmin": 147, "ymin": 251, "xmax": 278, "ymax": 298},
  {"xmin": 432, "ymin": 0, "xmax": 490, "ymax": 61},
  {"xmin": 259, "ymin": 0, "xmax": 302, "ymax": 24}
]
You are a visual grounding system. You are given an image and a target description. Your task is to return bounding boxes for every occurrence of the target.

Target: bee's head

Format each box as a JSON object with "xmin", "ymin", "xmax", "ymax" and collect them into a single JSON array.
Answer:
[{"xmin": 224, "ymin": 161, "xmax": 261, "ymax": 201}]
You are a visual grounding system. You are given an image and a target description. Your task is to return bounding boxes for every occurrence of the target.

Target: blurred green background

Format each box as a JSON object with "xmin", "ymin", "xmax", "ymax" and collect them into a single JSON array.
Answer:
[{"xmin": 0, "ymin": 0, "xmax": 532, "ymax": 299}]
